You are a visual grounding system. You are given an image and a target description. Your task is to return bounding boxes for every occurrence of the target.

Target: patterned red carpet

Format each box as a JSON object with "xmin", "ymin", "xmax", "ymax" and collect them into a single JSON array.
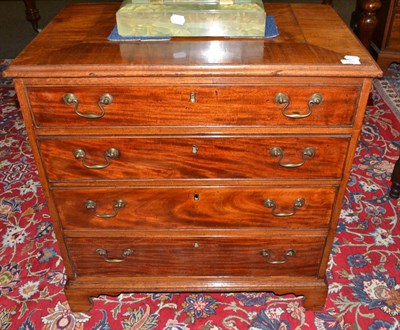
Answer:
[{"xmin": 0, "ymin": 59, "xmax": 399, "ymax": 329}]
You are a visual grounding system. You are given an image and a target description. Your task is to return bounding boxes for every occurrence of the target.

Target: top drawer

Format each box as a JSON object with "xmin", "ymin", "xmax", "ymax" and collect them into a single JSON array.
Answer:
[{"xmin": 27, "ymin": 85, "xmax": 360, "ymax": 128}]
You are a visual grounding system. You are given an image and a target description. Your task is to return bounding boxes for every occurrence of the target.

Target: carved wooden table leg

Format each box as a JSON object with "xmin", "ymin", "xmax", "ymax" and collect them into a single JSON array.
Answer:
[
  {"xmin": 358, "ymin": 0, "xmax": 382, "ymax": 49},
  {"xmin": 390, "ymin": 156, "xmax": 400, "ymax": 199},
  {"xmin": 23, "ymin": 0, "xmax": 40, "ymax": 32}
]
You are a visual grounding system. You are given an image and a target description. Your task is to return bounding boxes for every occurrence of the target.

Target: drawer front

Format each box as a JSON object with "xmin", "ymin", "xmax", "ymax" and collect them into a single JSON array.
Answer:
[
  {"xmin": 39, "ymin": 136, "xmax": 349, "ymax": 181},
  {"xmin": 28, "ymin": 85, "xmax": 359, "ymax": 127},
  {"xmin": 66, "ymin": 235, "xmax": 326, "ymax": 277},
  {"xmin": 53, "ymin": 186, "xmax": 337, "ymax": 230}
]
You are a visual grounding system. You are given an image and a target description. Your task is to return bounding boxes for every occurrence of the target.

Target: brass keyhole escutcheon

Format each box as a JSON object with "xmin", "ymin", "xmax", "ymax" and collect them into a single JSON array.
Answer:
[
  {"xmin": 189, "ymin": 91, "xmax": 197, "ymax": 103},
  {"xmin": 192, "ymin": 145, "xmax": 198, "ymax": 154}
]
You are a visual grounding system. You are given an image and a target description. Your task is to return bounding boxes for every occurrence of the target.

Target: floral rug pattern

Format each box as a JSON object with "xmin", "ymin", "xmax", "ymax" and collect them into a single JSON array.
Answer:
[{"xmin": 0, "ymin": 59, "xmax": 399, "ymax": 329}]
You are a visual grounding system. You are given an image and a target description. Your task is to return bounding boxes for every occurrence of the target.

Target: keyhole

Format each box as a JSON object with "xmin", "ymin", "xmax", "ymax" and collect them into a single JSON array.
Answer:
[
  {"xmin": 194, "ymin": 193, "xmax": 200, "ymax": 201},
  {"xmin": 192, "ymin": 145, "xmax": 198, "ymax": 154},
  {"xmin": 189, "ymin": 91, "xmax": 196, "ymax": 103}
]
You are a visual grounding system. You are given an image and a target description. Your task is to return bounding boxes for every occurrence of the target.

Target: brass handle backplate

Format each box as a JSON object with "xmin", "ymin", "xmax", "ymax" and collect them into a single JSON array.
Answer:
[
  {"xmin": 73, "ymin": 147, "xmax": 119, "ymax": 169},
  {"xmin": 85, "ymin": 199, "xmax": 126, "ymax": 218},
  {"xmin": 260, "ymin": 249, "xmax": 296, "ymax": 264},
  {"xmin": 275, "ymin": 92, "xmax": 323, "ymax": 119},
  {"xmin": 270, "ymin": 146, "xmax": 315, "ymax": 168},
  {"xmin": 96, "ymin": 248, "xmax": 133, "ymax": 263},
  {"xmin": 63, "ymin": 93, "xmax": 112, "ymax": 119},
  {"xmin": 264, "ymin": 198, "xmax": 305, "ymax": 217}
]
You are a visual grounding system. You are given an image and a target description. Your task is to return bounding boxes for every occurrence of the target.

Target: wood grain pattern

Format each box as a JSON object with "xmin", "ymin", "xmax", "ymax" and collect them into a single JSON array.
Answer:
[
  {"xmin": 4, "ymin": 4, "xmax": 381, "ymax": 78},
  {"xmin": 27, "ymin": 85, "xmax": 360, "ymax": 127},
  {"xmin": 39, "ymin": 136, "xmax": 349, "ymax": 181},
  {"xmin": 52, "ymin": 186, "xmax": 337, "ymax": 230},
  {"xmin": 66, "ymin": 235, "xmax": 326, "ymax": 277}
]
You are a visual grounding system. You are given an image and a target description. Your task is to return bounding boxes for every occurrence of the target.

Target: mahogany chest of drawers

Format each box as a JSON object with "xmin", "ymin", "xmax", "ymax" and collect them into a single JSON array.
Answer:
[{"xmin": 4, "ymin": 3, "xmax": 382, "ymax": 311}]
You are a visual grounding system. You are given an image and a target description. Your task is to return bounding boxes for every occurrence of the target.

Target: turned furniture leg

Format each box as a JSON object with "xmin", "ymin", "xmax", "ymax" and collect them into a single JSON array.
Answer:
[
  {"xmin": 357, "ymin": 0, "xmax": 382, "ymax": 50},
  {"xmin": 23, "ymin": 0, "xmax": 40, "ymax": 32},
  {"xmin": 389, "ymin": 155, "xmax": 400, "ymax": 199}
]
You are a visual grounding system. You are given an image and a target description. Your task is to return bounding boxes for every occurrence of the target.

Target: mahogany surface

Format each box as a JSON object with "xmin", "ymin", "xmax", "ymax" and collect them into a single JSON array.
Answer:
[
  {"xmin": 53, "ymin": 186, "xmax": 337, "ymax": 230},
  {"xmin": 4, "ymin": 3, "xmax": 382, "ymax": 312},
  {"xmin": 9, "ymin": 3, "xmax": 380, "ymax": 77},
  {"xmin": 66, "ymin": 234, "xmax": 326, "ymax": 277},
  {"xmin": 39, "ymin": 136, "xmax": 349, "ymax": 180},
  {"xmin": 20, "ymin": 0, "xmax": 335, "ymax": 34},
  {"xmin": 27, "ymin": 84, "xmax": 361, "ymax": 127}
]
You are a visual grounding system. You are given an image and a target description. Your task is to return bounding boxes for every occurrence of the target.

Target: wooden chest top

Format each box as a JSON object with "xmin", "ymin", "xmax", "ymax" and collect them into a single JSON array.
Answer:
[{"xmin": 5, "ymin": 3, "xmax": 381, "ymax": 78}]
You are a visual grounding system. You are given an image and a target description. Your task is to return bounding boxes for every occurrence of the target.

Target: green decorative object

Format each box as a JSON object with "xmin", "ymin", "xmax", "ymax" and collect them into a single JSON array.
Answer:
[{"xmin": 116, "ymin": 0, "xmax": 266, "ymax": 37}]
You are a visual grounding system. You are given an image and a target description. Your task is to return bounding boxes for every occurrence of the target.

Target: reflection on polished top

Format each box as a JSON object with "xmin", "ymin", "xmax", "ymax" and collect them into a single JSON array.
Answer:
[{"xmin": 6, "ymin": 3, "xmax": 382, "ymax": 78}]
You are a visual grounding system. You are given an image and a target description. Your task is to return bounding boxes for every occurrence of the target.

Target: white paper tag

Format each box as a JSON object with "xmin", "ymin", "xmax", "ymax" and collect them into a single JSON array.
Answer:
[
  {"xmin": 170, "ymin": 14, "xmax": 185, "ymax": 25},
  {"xmin": 173, "ymin": 51, "xmax": 187, "ymax": 59},
  {"xmin": 341, "ymin": 55, "xmax": 361, "ymax": 65}
]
